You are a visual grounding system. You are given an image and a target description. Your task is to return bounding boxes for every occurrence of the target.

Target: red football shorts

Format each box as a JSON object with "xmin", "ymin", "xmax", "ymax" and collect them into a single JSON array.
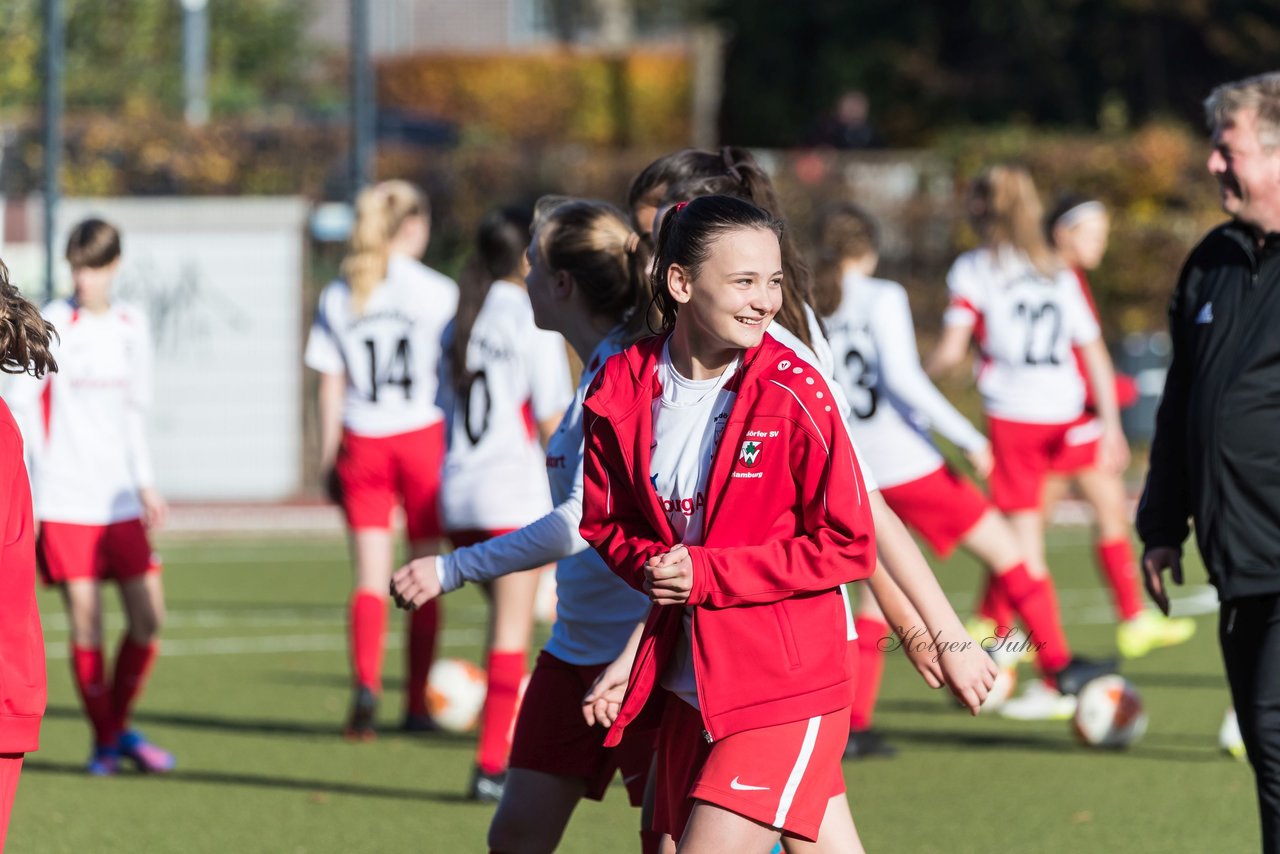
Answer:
[
  {"xmin": 880, "ymin": 464, "xmax": 990, "ymax": 558},
  {"xmin": 335, "ymin": 422, "xmax": 444, "ymax": 541},
  {"xmin": 508, "ymin": 650, "xmax": 655, "ymax": 805},
  {"xmin": 654, "ymin": 693, "xmax": 849, "ymax": 843},
  {"xmin": 0, "ymin": 753, "xmax": 23, "ymax": 853},
  {"xmin": 37, "ymin": 518, "xmax": 158, "ymax": 586},
  {"xmin": 987, "ymin": 415, "xmax": 1101, "ymax": 512}
]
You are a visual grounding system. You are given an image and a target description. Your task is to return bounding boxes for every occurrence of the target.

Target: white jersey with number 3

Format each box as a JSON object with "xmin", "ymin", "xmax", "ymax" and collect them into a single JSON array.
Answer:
[
  {"xmin": 440, "ymin": 282, "xmax": 573, "ymax": 532},
  {"xmin": 944, "ymin": 247, "xmax": 1100, "ymax": 424},
  {"xmin": 304, "ymin": 254, "xmax": 458, "ymax": 437},
  {"xmin": 827, "ymin": 274, "xmax": 989, "ymax": 489}
]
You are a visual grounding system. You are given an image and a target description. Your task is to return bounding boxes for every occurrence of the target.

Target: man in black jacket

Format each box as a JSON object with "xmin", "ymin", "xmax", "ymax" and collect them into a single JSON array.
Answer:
[{"xmin": 1138, "ymin": 71, "xmax": 1280, "ymax": 853}]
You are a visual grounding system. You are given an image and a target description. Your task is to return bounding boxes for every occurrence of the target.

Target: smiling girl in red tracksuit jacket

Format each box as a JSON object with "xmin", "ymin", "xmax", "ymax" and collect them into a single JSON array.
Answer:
[{"xmin": 580, "ymin": 195, "xmax": 876, "ymax": 851}]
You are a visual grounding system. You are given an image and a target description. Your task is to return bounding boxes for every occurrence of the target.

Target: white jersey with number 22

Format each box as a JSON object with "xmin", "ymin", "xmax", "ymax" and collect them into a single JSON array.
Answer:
[{"xmin": 944, "ymin": 247, "xmax": 1100, "ymax": 424}]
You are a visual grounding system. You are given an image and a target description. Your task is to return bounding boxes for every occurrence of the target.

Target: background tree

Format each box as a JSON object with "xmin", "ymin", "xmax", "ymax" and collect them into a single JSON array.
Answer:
[
  {"xmin": 700, "ymin": 0, "xmax": 1280, "ymax": 146},
  {"xmin": 0, "ymin": 0, "xmax": 324, "ymax": 116}
]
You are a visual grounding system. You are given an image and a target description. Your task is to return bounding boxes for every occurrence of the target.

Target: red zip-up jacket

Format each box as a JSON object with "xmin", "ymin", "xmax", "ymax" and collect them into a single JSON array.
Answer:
[
  {"xmin": 0, "ymin": 398, "xmax": 45, "ymax": 753},
  {"xmin": 580, "ymin": 332, "xmax": 876, "ymax": 745}
]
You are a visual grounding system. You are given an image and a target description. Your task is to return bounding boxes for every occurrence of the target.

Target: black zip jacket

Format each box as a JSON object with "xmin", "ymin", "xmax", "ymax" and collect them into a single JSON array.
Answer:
[{"xmin": 1138, "ymin": 221, "xmax": 1280, "ymax": 601}]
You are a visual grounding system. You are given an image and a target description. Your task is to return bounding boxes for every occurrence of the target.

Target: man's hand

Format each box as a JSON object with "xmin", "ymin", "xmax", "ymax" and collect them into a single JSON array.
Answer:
[
  {"xmin": 390, "ymin": 557, "xmax": 443, "ymax": 611},
  {"xmin": 644, "ymin": 545, "xmax": 692, "ymax": 605},
  {"xmin": 1141, "ymin": 546, "xmax": 1183, "ymax": 616}
]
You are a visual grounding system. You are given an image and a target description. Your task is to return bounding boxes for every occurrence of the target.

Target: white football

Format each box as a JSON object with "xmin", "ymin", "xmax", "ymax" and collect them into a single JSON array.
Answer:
[
  {"xmin": 426, "ymin": 658, "xmax": 487, "ymax": 733},
  {"xmin": 1072, "ymin": 675, "xmax": 1147, "ymax": 749}
]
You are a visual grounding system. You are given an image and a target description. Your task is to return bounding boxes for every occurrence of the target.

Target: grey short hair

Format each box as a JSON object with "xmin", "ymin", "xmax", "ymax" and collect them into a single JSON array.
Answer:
[{"xmin": 1205, "ymin": 72, "xmax": 1280, "ymax": 148}]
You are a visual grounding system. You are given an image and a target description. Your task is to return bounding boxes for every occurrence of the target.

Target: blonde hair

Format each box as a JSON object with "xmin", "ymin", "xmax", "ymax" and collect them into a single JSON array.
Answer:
[
  {"xmin": 967, "ymin": 165, "xmax": 1058, "ymax": 277},
  {"xmin": 1205, "ymin": 72, "xmax": 1280, "ymax": 149},
  {"xmin": 533, "ymin": 196, "xmax": 654, "ymax": 342},
  {"xmin": 342, "ymin": 180, "xmax": 429, "ymax": 315},
  {"xmin": 0, "ymin": 259, "xmax": 57, "ymax": 377}
]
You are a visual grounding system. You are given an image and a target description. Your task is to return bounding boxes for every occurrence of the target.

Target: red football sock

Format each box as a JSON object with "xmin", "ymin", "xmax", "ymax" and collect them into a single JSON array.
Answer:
[
  {"xmin": 476, "ymin": 650, "xmax": 525, "ymax": 775},
  {"xmin": 640, "ymin": 829, "xmax": 663, "ymax": 854},
  {"xmin": 977, "ymin": 572, "xmax": 1016, "ymax": 638},
  {"xmin": 850, "ymin": 616, "xmax": 888, "ymax": 731},
  {"xmin": 349, "ymin": 591, "xmax": 387, "ymax": 692},
  {"xmin": 71, "ymin": 645, "xmax": 116, "ymax": 747},
  {"xmin": 994, "ymin": 564, "xmax": 1071, "ymax": 675},
  {"xmin": 1097, "ymin": 538, "xmax": 1144, "ymax": 621},
  {"xmin": 405, "ymin": 599, "xmax": 440, "ymax": 716},
  {"xmin": 110, "ymin": 637, "xmax": 157, "ymax": 739}
]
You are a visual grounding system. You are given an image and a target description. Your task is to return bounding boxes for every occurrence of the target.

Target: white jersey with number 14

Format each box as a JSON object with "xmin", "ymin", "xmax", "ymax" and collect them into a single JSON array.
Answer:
[{"xmin": 304, "ymin": 254, "xmax": 458, "ymax": 437}]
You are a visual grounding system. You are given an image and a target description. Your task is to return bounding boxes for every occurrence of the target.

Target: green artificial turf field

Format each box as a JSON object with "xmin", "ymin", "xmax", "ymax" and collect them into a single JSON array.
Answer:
[{"xmin": 9, "ymin": 529, "xmax": 1257, "ymax": 853}]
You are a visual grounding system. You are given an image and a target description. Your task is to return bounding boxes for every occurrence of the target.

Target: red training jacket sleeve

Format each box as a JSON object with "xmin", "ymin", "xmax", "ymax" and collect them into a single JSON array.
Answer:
[
  {"xmin": 578, "ymin": 393, "xmax": 669, "ymax": 595},
  {"xmin": 684, "ymin": 405, "xmax": 876, "ymax": 607}
]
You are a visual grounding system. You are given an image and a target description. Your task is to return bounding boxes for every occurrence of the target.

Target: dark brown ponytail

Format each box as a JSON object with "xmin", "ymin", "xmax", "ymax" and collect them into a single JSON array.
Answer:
[
  {"xmin": 633, "ymin": 147, "xmax": 816, "ymax": 348},
  {"xmin": 0, "ymin": 260, "xmax": 57, "ymax": 377}
]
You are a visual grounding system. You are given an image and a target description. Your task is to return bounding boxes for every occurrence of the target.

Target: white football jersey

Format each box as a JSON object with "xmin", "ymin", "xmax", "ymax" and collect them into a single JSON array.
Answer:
[
  {"xmin": 768, "ymin": 308, "xmax": 878, "ymax": 494},
  {"xmin": 304, "ymin": 254, "xmax": 458, "ymax": 437},
  {"xmin": 827, "ymin": 274, "xmax": 989, "ymax": 489},
  {"xmin": 944, "ymin": 247, "xmax": 1100, "ymax": 424},
  {"xmin": 439, "ymin": 282, "xmax": 573, "ymax": 531},
  {"xmin": 651, "ymin": 343, "xmax": 739, "ymax": 710},
  {"xmin": 8, "ymin": 300, "xmax": 155, "ymax": 525}
]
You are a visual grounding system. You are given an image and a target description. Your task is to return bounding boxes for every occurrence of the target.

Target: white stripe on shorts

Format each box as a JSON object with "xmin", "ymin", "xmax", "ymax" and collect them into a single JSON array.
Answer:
[
  {"xmin": 774, "ymin": 715, "xmax": 822, "ymax": 828},
  {"xmin": 839, "ymin": 584, "xmax": 856, "ymax": 641}
]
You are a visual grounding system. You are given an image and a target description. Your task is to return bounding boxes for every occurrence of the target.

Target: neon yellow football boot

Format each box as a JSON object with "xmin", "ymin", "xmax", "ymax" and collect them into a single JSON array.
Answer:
[{"xmin": 1116, "ymin": 609, "xmax": 1197, "ymax": 659}]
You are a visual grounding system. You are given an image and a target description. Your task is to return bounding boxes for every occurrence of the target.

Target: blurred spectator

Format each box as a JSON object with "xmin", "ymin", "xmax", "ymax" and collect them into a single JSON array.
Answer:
[{"xmin": 810, "ymin": 89, "xmax": 881, "ymax": 150}]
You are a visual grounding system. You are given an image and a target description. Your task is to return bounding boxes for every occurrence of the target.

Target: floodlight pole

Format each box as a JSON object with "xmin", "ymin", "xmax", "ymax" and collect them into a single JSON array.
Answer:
[
  {"xmin": 43, "ymin": 0, "xmax": 64, "ymax": 302},
  {"xmin": 182, "ymin": 0, "xmax": 210, "ymax": 127},
  {"xmin": 350, "ymin": 0, "xmax": 375, "ymax": 199}
]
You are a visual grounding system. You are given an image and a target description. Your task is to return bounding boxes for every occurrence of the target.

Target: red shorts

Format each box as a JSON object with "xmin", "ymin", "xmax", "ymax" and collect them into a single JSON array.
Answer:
[
  {"xmin": 987, "ymin": 415, "xmax": 1101, "ymax": 512},
  {"xmin": 0, "ymin": 754, "xmax": 22, "ymax": 853},
  {"xmin": 37, "ymin": 519, "xmax": 158, "ymax": 586},
  {"xmin": 654, "ymin": 693, "xmax": 848, "ymax": 843},
  {"xmin": 508, "ymin": 651, "xmax": 655, "ymax": 805},
  {"xmin": 336, "ymin": 422, "xmax": 444, "ymax": 541},
  {"xmin": 879, "ymin": 465, "xmax": 989, "ymax": 559}
]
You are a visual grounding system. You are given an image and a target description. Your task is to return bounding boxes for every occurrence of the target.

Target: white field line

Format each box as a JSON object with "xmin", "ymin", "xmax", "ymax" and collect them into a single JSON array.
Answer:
[
  {"xmin": 45, "ymin": 628, "xmax": 487, "ymax": 660},
  {"xmin": 36, "ymin": 586, "xmax": 1220, "ymax": 659},
  {"xmin": 38, "ymin": 603, "xmax": 490, "ymax": 632}
]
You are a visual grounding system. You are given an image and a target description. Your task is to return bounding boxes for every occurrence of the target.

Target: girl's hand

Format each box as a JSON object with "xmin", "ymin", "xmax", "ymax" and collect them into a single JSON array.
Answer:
[
  {"xmin": 964, "ymin": 444, "xmax": 994, "ymax": 480},
  {"xmin": 582, "ymin": 652, "xmax": 634, "ymax": 728},
  {"xmin": 323, "ymin": 464, "xmax": 343, "ymax": 504},
  {"xmin": 140, "ymin": 487, "xmax": 168, "ymax": 530},
  {"xmin": 1098, "ymin": 424, "xmax": 1130, "ymax": 475},
  {"xmin": 938, "ymin": 638, "xmax": 998, "ymax": 716},
  {"xmin": 894, "ymin": 630, "xmax": 946, "ymax": 689},
  {"xmin": 390, "ymin": 557, "xmax": 443, "ymax": 611},
  {"xmin": 644, "ymin": 545, "xmax": 692, "ymax": 605}
]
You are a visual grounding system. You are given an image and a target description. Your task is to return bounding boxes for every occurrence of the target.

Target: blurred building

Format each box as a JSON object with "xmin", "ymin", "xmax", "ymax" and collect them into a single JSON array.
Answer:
[{"xmin": 305, "ymin": 0, "xmax": 691, "ymax": 54}]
